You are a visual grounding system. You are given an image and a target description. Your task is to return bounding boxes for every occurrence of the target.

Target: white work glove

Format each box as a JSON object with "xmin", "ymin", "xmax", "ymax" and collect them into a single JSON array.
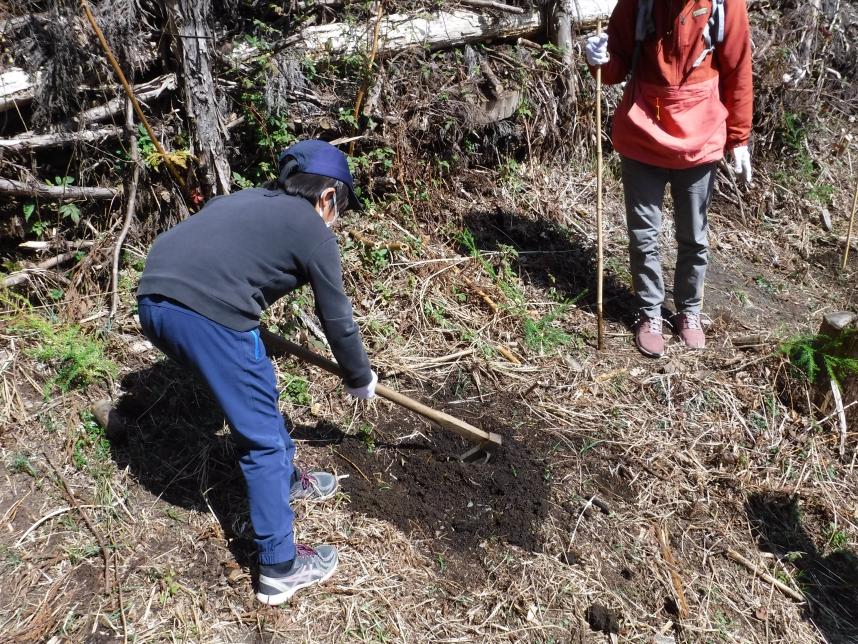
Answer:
[
  {"xmin": 731, "ymin": 145, "xmax": 752, "ymax": 184},
  {"xmin": 345, "ymin": 370, "xmax": 377, "ymax": 400},
  {"xmin": 586, "ymin": 33, "xmax": 610, "ymax": 66}
]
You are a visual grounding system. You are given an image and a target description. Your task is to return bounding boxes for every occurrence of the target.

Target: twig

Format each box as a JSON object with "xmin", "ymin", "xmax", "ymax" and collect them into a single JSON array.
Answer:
[
  {"xmin": 293, "ymin": 304, "xmax": 330, "ymax": 347},
  {"xmin": 724, "ymin": 548, "xmax": 805, "ymax": 602},
  {"xmin": 460, "ymin": 0, "xmax": 524, "ymax": 13},
  {"xmin": 843, "ymin": 179, "xmax": 858, "ymax": 269},
  {"xmin": 110, "ymin": 98, "xmax": 140, "ymax": 320},
  {"xmin": 656, "ymin": 525, "xmax": 690, "ymax": 619},
  {"xmin": 43, "ymin": 452, "xmax": 111, "ymax": 587},
  {"xmin": 830, "ymin": 379, "xmax": 848, "ymax": 458},
  {"xmin": 462, "ymin": 276, "xmax": 500, "ymax": 314},
  {"xmin": 332, "ymin": 449, "xmax": 371, "ymax": 483}
]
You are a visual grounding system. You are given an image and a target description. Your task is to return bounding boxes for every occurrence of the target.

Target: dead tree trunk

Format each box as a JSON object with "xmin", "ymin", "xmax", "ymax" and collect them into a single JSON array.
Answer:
[
  {"xmin": 164, "ymin": 0, "xmax": 230, "ymax": 198},
  {"xmin": 547, "ymin": 0, "xmax": 576, "ymax": 100}
]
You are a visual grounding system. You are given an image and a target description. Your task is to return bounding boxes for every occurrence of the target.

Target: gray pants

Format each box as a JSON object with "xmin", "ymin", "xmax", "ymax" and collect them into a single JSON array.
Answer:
[{"xmin": 621, "ymin": 157, "xmax": 716, "ymax": 318}]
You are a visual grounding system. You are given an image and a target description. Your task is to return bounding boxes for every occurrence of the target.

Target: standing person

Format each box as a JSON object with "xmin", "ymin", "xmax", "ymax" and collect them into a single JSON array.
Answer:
[
  {"xmin": 136, "ymin": 140, "xmax": 377, "ymax": 605},
  {"xmin": 586, "ymin": 0, "xmax": 753, "ymax": 357}
]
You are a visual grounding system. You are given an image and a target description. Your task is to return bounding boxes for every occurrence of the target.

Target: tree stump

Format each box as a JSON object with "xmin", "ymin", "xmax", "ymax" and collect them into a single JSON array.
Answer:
[{"xmin": 818, "ymin": 311, "xmax": 858, "ymax": 437}]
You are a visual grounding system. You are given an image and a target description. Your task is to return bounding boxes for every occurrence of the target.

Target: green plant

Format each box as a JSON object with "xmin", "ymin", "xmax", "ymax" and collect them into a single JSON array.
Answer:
[
  {"xmin": 780, "ymin": 330, "xmax": 858, "ymax": 387},
  {"xmin": 357, "ymin": 423, "xmax": 375, "ymax": 452},
  {"xmin": 9, "ymin": 453, "xmax": 37, "ymax": 477},
  {"xmin": 523, "ymin": 303, "xmax": 573, "ymax": 353},
  {"xmin": 72, "ymin": 412, "xmax": 111, "ymax": 472},
  {"xmin": 280, "ymin": 375, "xmax": 310, "ymax": 406},
  {"xmin": 5, "ymin": 295, "xmax": 116, "ymax": 394},
  {"xmin": 824, "ymin": 523, "xmax": 849, "ymax": 552}
]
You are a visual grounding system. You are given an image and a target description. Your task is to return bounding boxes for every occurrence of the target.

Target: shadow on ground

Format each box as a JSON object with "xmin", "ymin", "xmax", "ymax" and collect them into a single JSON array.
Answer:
[
  {"xmin": 460, "ymin": 209, "xmax": 638, "ymax": 325},
  {"xmin": 746, "ymin": 492, "xmax": 858, "ymax": 643},
  {"xmin": 109, "ymin": 358, "xmax": 552, "ymax": 570}
]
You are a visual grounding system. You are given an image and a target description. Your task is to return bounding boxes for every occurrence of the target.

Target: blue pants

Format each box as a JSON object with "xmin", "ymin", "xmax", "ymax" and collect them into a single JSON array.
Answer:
[{"xmin": 138, "ymin": 294, "xmax": 297, "ymax": 565}]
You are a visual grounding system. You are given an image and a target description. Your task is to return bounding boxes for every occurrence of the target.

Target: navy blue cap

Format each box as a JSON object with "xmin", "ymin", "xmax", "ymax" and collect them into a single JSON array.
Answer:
[{"xmin": 278, "ymin": 140, "xmax": 362, "ymax": 211}]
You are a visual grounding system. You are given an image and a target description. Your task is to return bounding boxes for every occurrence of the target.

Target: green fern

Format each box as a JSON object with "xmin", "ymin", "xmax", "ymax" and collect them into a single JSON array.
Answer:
[{"xmin": 781, "ymin": 330, "xmax": 858, "ymax": 387}]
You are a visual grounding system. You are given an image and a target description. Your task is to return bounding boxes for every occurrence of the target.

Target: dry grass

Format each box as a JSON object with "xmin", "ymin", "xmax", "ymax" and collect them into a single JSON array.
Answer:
[{"xmin": 2, "ymin": 155, "xmax": 857, "ymax": 643}]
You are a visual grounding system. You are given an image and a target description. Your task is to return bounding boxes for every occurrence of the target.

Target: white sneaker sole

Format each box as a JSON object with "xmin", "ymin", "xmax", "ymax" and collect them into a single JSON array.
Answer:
[
  {"xmin": 289, "ymin": 484, "xmax": 339, "ymax": 503},
  {"xmin": 255, "ymin": 559, "xmax": 338, "ymax": 606}
]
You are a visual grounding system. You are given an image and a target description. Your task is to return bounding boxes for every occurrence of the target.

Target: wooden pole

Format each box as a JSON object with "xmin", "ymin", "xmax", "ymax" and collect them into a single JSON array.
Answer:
[
  {"xmin": 595, "ymin": 19, "xmax": 605, "ymax": 350},
  {"xmin": 843, "ymin": 178, "xmax": 858, "ymax": 270},
  {"xmin": 259, "ymin": 328, "xmax": 503, "ymax": 448}
]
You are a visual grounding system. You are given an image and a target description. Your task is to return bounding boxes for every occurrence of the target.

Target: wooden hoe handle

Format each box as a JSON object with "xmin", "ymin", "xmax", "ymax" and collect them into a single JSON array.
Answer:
[{"xmin": 259, "ymin": 328, "xmax": 503, "ymax": 448}]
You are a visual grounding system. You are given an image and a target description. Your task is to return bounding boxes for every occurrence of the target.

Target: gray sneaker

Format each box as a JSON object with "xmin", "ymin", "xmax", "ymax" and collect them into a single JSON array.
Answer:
[
  {"xmin": 256, "ymin": 544, "xmax": 338, "ymax": 605},
  {"xmin": 290, "ymin": 470, "xmax": 339, "ymax": 502}
]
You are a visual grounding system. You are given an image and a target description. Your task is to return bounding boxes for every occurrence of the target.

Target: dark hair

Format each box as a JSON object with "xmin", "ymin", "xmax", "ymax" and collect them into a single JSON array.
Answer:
[{"xmin": 267, "ymin": 158, "xmax": 349, "ymax": 212}]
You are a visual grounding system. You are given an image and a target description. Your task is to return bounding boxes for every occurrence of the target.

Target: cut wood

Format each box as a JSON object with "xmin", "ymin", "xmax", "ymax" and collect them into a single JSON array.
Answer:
[
  {"xmin": 165, "ymin": 0, "xmax": 231, "ymax": 197},
  {"xmin": 0, "ymin": 177, "xmax": 119, "ymax": 200},
  {"xmin": 0, "ymin": 126, "xmax": 122, "ymax": 152},
  {"xmin": 0, "ymin": 67, "xmax": 37, "ymax": 113},
  {"xmin": 259, "ymin": 328, "xmax": 503, "ymax": 447}
]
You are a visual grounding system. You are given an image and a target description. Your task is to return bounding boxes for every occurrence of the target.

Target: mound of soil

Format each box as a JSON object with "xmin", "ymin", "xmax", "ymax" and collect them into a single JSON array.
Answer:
[{"xmin": 294, "ymin": 411, "xmax": 553, "ymax": 555}]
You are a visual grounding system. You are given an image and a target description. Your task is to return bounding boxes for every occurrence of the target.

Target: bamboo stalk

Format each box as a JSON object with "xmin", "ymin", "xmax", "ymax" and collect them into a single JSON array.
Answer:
[
  {"xmin": 79, "ymin": 0, "xmax": 185, "ymax": 190},
  {"xmin": 259, "ymin": 328, "xmax": 503, "ymax": 447},
  {"xmin": 843, "ymin": 179, "xmax": 858, "ymax": 270},
  {"xmin": 595, "ymin": 19, "xmax": 605, "ymax": 350}
]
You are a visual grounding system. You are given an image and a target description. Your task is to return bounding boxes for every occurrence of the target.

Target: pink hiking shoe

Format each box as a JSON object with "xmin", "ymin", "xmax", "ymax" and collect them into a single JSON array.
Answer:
[
  {"xmin": 635, "ymin": 316, "xmax": 665, "ymax": 358},
  {"xmin": 674, "ymin": 313, "xmax": 705, "ymax": 349}
]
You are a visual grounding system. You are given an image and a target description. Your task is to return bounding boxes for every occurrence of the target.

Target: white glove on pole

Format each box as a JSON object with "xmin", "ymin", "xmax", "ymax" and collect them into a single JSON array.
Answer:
[
  {"xmin": 731, "ymin": 145, "xmax": 752, "ymax": 184},
  {"xmin": 586, "ymin": 33, "xmax": 610, "ymax": 67},
  {"xmin": 345, "ymin": 370, "xmax": 377, "ymax": 400}
]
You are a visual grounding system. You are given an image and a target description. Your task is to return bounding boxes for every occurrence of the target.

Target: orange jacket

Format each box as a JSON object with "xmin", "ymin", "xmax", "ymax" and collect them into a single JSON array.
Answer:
[{"xmin": 596, "ymin": 0, "xmax": 753, "ymax": 166}]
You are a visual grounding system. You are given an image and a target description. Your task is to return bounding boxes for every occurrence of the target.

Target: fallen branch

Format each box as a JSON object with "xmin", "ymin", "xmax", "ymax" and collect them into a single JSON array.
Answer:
[
  {"xmin": 2, "ymin": 250, "xmax": 85, "ymax": 287},
  {"xmin": 724, "ymin": 548, "xmax": 804, "ymax": 602},
  {"xmin": 459, "ymin": 0, "xmax": 525, "ymax": 14},
  {"xmin": 0, "ymin": 177, "xmax": 119, "ymax": 200},
  {"xmin": 43, "ymin": 452, "xmax": 111, "ymax": 587},
  {"xmin": 830, "ymin": 379, "xmax": 848, "ymax": 458},
  {"xmin": 0, "ymin": 126, "xmax": 122, "ymax": 151},
  {"xmin": 110, "ymin": 99, "xmax": 140, "ymax": 320},
  {"xmin": 19, "ymin": 240, "xmax": 95, "ymax": 251},
  {"xmin": 76, "ymin": 74, "xmax": 177, "ymax": 125}
]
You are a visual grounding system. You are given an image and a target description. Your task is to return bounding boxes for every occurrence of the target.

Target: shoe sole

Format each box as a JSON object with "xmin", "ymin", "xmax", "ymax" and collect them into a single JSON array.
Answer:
[
  {"xmin": 255, "ymin": 559, "xmax": 338, "ymax": 606},
  {"xmin": 289, "ymin": 486, "xmax": 338, "ymax": 503},
  {"xmin": 635, "ymin": 341, "xmax": 664, "ymax": 358}
]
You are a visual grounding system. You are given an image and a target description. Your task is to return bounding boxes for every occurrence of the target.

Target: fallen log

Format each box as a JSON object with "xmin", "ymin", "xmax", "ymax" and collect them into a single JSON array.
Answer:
[
  {"xmin": 238, "ymin": 2, "xmax": 614, "ymax": 61},
  {"xmin": 0, "ymin": 177, "xmax": 119, "ymax": 200},
  {"xmin": 0, "ymin": 126, "xmax": 122, "ymax": 152}
]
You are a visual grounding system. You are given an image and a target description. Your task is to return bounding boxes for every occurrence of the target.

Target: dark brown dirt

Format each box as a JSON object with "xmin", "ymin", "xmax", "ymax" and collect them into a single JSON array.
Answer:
[
  {"xmin": 293, "ymin": 410, "xmax": 554, "ymax": 556},
  {"xmin": 586, "ymin": 603, "xmax": 620, "ymax": 635}
]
